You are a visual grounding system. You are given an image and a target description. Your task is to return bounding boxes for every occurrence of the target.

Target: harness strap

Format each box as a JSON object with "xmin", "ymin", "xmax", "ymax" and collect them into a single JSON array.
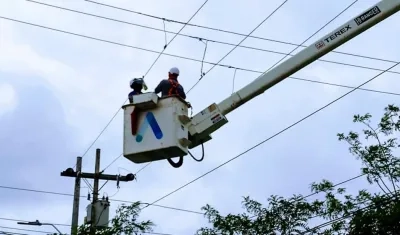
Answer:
[{"xmin": 168, "ymin": 79, "xmax": 179, "ymax": 96}]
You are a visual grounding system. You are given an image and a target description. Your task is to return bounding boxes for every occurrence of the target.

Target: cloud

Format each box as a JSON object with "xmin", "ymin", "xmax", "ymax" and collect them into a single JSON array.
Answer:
[{"xmin": 0, "ymin": 83, "xmax": 17, "ymax": 117}]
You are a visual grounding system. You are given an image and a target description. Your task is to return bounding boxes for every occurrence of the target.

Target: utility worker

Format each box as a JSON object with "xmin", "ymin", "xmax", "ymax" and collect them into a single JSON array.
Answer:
[
  {"xmin": 154, "ymin": 67, "xmax": 186, "ymax": 100},
  {"xmin": 128, "ymin": 77, "xmax": 147, "ymax": 103}
]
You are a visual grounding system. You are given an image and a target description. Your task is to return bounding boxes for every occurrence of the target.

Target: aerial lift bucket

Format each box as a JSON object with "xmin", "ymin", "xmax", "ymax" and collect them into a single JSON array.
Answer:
[{"xmin": 122, "ymin": 93, "xmax": 192, "ymax": 166}]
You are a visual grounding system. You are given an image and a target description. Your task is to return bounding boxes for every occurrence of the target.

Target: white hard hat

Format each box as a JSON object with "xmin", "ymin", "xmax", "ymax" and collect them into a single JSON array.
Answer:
[{"xmin": 169, "ymin": 67, "xmax": 180, "ymax": 75}]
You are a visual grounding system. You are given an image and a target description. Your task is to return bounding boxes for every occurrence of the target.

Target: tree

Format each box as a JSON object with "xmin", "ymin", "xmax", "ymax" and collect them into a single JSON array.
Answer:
[
  {"xmin": 77, "ymin": 201, "xmax": 155, "ymax": 235},
  {"xmin": 197, "ymin": 104, "xmax": 400, "ymax": 235}
]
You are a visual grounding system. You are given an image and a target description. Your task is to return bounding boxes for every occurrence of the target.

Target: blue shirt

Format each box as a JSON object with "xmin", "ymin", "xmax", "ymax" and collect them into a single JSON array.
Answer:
[{"xmin": 128, "ymin": 90, "xmax": 142, "ymax": 103}]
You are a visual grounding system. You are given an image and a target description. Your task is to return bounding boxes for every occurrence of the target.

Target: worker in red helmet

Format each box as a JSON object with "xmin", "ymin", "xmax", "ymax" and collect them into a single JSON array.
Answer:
[{"xmin": 154, "ymin": 67, "xmax": 186, "ymax": 100}]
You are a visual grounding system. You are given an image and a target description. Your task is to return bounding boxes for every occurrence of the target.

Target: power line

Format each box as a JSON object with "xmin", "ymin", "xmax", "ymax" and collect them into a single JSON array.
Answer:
[
  {"xmin": 187, "ymin": 0, "xmax": 357, "ymax": 93},
  {"xmin": 0, "ymin": 218, "xmax": 69, "ymax": 227},
  {"xmin": 2, "ymin": 16, "xmax": 398, "ymax": 96},
  {"xmin": 101, "ymin": 153, "xmax": 122, "ymax": 172},
  {"xmin": 0, "ymin": 226, "xmax": 50, "ymax": 234},
  {"xmin": 0, "ymin": 231, "xmax": 29, "ymax": 235},
  {"xmin": 0, "ymin": 174, "xmax": 366, "ymax": 224},
  {"xmin": 186, "ymin": 0, "xmax": 289, "ymax": 93},
  {"xmin": 141, "ymin": 59, "xmax": 400, "ymax": 210},
  {"xmin": 265, "ymin": 0, "xmax": 358, "ymax": 75},
  {"xmin": 0, "ymin": 185, "xmax": 203, "ymax": 215},
  {"xmin": 0, "ymin": 223, "xmax": 171, "ymax": 235},
  {"xmin": 0, "ymin": 175, "xmax": 366, "ymax": 218},
  {"xmin": 82, "ymin": 0, "xmax": 398, "ymax": 64},
  {"xmin": 247, "ymin": 174, "xmax": 365, "ymax": 220},
  {"xmin": 23, "ymin": 0, "xmax": 400, "ymax": 74},
  {"xmin": 0, "ymin": 176, "xmax": 369, "ymax": 233},
  {"xmin": 142, "ymin": 0, "xmax": 209, "ymax": 77}
]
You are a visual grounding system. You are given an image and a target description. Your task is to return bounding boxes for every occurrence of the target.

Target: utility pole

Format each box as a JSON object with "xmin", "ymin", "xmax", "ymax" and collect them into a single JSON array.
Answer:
[
  {"xmin": 90, "ymin": 149, "xmax": 101, "ymax": 235},
  {"xmin": 61, "ymin": 148, "xmax": 136, "ymax": 235},
  {"xmin": 71, "ymin": 157, "xmax": 82, "ymax": 235}
]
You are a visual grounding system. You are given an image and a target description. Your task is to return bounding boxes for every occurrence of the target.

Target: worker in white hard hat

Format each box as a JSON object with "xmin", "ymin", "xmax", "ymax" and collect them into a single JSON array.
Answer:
[
  {"xmin": 128, "ymin": 77, "xmax": 147, "ymax": 103},
  {"xmin": 154, "ymin": 67, "xmax": 186, "ymax": 100}
]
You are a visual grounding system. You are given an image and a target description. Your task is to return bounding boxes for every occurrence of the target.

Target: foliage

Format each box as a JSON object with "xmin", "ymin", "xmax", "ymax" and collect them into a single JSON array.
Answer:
[
  {"xmin": 77, "ymin": 201, "xmax": 154, "ymax": 235},
  {"xmin": 197, "ymin": 104, "xmax": 400, "ymax": 235}
]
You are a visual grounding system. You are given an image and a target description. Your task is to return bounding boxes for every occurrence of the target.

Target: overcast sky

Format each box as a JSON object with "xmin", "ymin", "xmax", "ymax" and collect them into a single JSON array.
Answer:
[{"xmin": 1, "ymin": 0, "xmax": 400, "ymax": 234}]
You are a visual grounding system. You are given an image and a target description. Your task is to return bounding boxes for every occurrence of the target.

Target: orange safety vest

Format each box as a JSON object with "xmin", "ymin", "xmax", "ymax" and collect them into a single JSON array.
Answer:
[{"xmin": 168, "ymin": 79, "xmax": 180, "ymax": 96}]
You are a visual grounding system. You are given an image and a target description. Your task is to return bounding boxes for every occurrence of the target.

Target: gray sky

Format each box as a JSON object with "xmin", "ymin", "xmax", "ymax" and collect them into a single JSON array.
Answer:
[{"xmin": 1, "ymin": 0, "xmax": 400, "ymax": 234}]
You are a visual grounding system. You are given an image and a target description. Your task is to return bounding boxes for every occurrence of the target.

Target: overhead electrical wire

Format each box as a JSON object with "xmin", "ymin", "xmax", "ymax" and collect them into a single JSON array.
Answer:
[
  {"xmin": 0, "ymin": 224, "xmax": 172, "ymax": 235},
  {"xmin": 23, "ymin": 0, "xmax": 400, "ymax": 74},
  {"xmin": 1, "ymin": 17, "xmax": 398, "ymax": 97},
  {"xmin": 142, "ymin": 0, "xmax": 209, "ymax": 77},
  {"xmin": 0, "ymin": 226, "xmax": 50, "ymax": 234},
  {"xmin": 0, "ymin": 174, "xmax": 366, "ymax": 218},
  {"xmin": 0, "ymin": 175, "xmax": 368, "ymax": 234},
  {"xmin": 262, "ymin": 0, "xmax": 358, "ymax": 75},
  {"xmin": 0, "ymin": 218, "xmax": 69, "ymax": 227},
  {"xmin": 0, "ymin": 184, "xmax": 203, "ymax": 215},
  {"xmin": 188, "ymin": 0, "xmax": 358, "ymax": 92},
  {"xmin": 140, "ymin": 59, "xmax": 400, "ymax": 210},
  {"xmin": 186, "ymin": 0, "xmax": 289, "ymax": 93},
  {"xmin": 1, "ymin": 176, "xmax": 381, "ymax": 234},
  {"xmin": 0, "ymin": 231, "xmax": 29, "ymax": 235},
  {"xmin": 82, "ymin": 0, "xmax": 398, "ymax": 64}
]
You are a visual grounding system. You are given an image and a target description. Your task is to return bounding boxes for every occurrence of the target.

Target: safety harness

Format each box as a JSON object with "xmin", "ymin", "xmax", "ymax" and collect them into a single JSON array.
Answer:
[{"xmin": 167, "ymin": 79, "xmax": 180, "ymax": 96}]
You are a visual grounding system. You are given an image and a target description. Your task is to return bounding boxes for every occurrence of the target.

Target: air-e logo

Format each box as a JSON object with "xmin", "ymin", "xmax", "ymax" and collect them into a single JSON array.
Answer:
[
  {"xmin": 135, "ymin": 112, "xmax": 163, "ymax": 143},
  {"xmin": 324, "ymin": 25, "xmax": 351, "ymax": 43}
]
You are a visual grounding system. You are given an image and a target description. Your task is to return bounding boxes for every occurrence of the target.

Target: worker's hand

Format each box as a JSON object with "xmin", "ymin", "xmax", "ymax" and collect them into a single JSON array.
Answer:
[{"xmin": 187, "ymin": 102, "xmax": 192, "ymax": 108}]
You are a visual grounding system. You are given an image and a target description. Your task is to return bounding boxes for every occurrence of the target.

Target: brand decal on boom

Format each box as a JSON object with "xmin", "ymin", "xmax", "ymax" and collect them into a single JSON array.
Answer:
[
  {"xmin": 315, "ymin": 24, "xmax": 352, "ymax": 50},
  {"xmin": 354, "ymin": 6, "xmax": 381, "ymax": 26},
  {"xmin": 324, "ymin": 25, "xmax": 351, "ymax": 43}
]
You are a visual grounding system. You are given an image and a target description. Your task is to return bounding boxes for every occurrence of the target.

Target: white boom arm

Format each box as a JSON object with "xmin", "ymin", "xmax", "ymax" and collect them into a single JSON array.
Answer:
[{"xmin": 187, "ymin": 0, "xmax": 400, "ymax": 149}]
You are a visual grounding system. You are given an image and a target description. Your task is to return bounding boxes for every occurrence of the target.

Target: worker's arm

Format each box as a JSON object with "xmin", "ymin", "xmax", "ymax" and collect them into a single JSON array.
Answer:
[
  {"xmin": 177, "ymin": 85, "xmax": 186, "ymax": 100},
  {"xmin": 154, "ymin": 80, "xmax": 167, "ymax": 94},
  {"xmin": 128, "ymin": 91, "xmax": 134, "ymax": 103}
]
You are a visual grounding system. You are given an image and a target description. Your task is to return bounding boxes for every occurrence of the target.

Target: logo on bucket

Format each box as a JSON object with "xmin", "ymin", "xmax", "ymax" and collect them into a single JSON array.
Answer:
[{"xmin": 135, "ymin": 112, "xmax": 163, "ymax": 143}]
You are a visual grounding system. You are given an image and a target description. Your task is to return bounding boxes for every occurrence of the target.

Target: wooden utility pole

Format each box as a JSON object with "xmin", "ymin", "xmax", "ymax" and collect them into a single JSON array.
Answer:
[
  {"xmin": 90, "ymin": 149, "xmax": 101, "ymax": 235},
  {"xmin": 61, "ymin": 148, "xmax": 136, "ymax": 235},
  {"xmin": 71, "ymin": 156, "xmax": 82, "ymax": 235}
]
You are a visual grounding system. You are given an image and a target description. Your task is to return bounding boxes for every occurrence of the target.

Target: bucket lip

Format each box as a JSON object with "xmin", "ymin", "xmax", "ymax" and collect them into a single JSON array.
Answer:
[{"xmin": 122, "ymin": 94, "xmax": 189, "ymax": 109}]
